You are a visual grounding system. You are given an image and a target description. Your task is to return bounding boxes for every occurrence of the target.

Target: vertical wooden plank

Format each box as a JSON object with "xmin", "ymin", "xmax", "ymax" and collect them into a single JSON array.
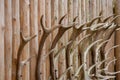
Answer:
[
  {"xmin": 45, "ymin": 0, "xmax": 51, "ymax": 79},
  {"xmin": 40, "ymin": 0, "xmax": 46, "ymax": 79},
  {"xmin": 63, "ymin": 0, "xmax": 68, "ymax": 79},
  {"xmin": 38, "ymin": 0, "xmax": 43, "ymax": 42},
  {"xmin": 89, "ymin": 0, "xmax": 94, "ymax": 67},
  {"xmin": 114, "ymin": 0, "xmax": 120, "ymax": 80},
  {"xmin": 68, "ymin": 0, "xmax": 73, "ymax": 38},
  {"xmin": 51, "ymin": 0, "xmax": 59, "ymax": 78},
  {"xmin": 20, "ymin": 0, "xmax": 30, "ymax": 80},
  {"xmin": 73, "ymin": 0, "xmax": 79, "ymax": 78},
  {"xmin": 102, "ymin": 0, "xmax": 107, "ymax": 17},
  {"xmin": 0, "ymin": 0, "xmax": 5, "ymax": 80},
  {"xmin": 105, "ymin": 0, "xmax": 115, "ymax": 77},
  {"xmin": 30, "ymin": 0, "xmax": 38, "ymax": 80},
  {"xmin": 58, "ymin": 0, "xmax": 66, "ymax": 79},
  {"xmin": 78, "ymin": 0, "xmax": 84, "ymax": 80},
  {"xmin": 12, "ymin": 0, "xmax": 20, "ymax": 80},
  {"xmin": 67, "ymin": 0, "xmax": 74, "ymax": 79},
  {"xmin": 38, "ymin": 0, "xmax": 46, "ymax": 79},
  {"xmin": 4, "ymin": 0, "xmax": 12, "ymax": 80}
]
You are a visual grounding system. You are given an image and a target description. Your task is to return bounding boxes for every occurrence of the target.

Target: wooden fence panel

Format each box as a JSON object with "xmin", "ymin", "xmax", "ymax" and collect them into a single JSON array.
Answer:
[
  {"xmin": 12, "ymin": 0, "xmax": 20, "ymax": 79},
  {"xmin": 20, "ymin": 0, "xmax": 30, "ymax": 80},
  {"xmin": 30, "ymin": 0, "xmax": 38, "ymax": 80},
  {"xmin": 0, "ymin": 0, "xmax": 119, "ymax": 80},
  {"xmin": 4, "ymin": 0, "xmax": 12, "ymax": 80},
  {"xmin": 0, "ymin": 0, "xmax": 5, "ymax": 80}
]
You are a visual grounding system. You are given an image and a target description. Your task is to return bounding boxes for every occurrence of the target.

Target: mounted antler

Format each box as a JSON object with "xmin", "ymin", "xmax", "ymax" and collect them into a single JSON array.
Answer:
[
  {"xmin": 34, "ymin": 13, "xmax": 120, "ymax": 80},
  {"xmin": 16, "ymin": 31, "xmax": 37, "ymax": 80},
  {"xmin": 36, "ymin": 14, "xmax": 77, "ymax": 80}
]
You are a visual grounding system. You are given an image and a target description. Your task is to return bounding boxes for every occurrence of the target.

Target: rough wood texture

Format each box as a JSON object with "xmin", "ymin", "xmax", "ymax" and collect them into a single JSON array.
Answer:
[
  {"xmin": 12, "ymin": 0, "xmax": 20, "ymax": 80},
  {"xmin": 20, "ymin": 0, "xmax": 30, "ymax": 80},
  {"xmin": 115, "ymin": 0, "xmax": 120, "ymax": 80},
  {"xmin": 45, "ymin": 0, "xmax": 51, "ymax": 79},
  {"xmin": 30, "ymin": 0, "xmax": 38, "ymax": 80},
  {"xmin": 0, "ymin": 0, "xmax": 5, "ymax": 80},
  {"xmin": 4, "ymin": 0, "xmax": 12, "ymax": 80},
  {"xmin": 0, "ymin": 0, "xmax": 119, "ymax": 80}
]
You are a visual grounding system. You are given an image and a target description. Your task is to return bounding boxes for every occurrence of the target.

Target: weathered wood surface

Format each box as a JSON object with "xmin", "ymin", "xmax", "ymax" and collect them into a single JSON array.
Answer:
[{"xmin": 0, "ymin": 0, "xmax": 119, "ymax": 80}]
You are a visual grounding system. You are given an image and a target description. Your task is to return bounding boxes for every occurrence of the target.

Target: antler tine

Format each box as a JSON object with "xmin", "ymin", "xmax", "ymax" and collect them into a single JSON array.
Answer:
[
  {"xmin": 79, "ymin": 16, "xmax": 103, "ymax": 31},
  {"xmin": 105, "ymin": 45, "xmax": 120, "ymax": 58},
  {"xmin": 20, "ymin": 31, "xmax": 26, "ymax": 43},
  {"xmin": 103, "ymin": 14, "xmax": 115, "ymax": 22},
  {"xmin": 106, "ymin": 70, "xmax": 120, "ymax": 75},
  {"xmin": 88, "ymin": 63, "xmax": 97, "ymax": 77},
  {"xmin": 25, "ymin": 35, "xmax": 37, "ymax": 42},
  {"xmin": 44, "ymin": 41, "xmax": 73, "ymax": 61},
  {"xmin": 84, "ymin": 39, "xmax": 103, "ymax": 63},
  {"xmin": 84, "ymin": 39, "xmax": 103, "ymax": 80},
  {"xmin": 59, "ymin": 14, "xmax": 67, "ymax": 24},
  {"xmin": 88, "ymin": 58, "xmax": 112, "ymax": 79},
  {"xmin": 21, "ymin": 55, "xmax": 37, "ymax": 66},
  {"xmin": 40, "ymin": 15, "xmax": 60, "ymax": 34},
  {"xmin": 116, "ymin": 25, "xmax": 120, "ymax": 31},
  {"xmin": 73, "ymin": 16, "xmax": 79, "ymax": 22},
  {"xmin": 99, "ymin": 10, "xmax": 103, "ymax": 16},
  {"xmin": 102, "ymin": 58, "xmax": 116, "ymax": 71},
  {"xmin": 96, "ymin": 75, "xmax": 116, "ymax": 80},
  {"xmin": 90, "ymin": 23, "xmax": 105, "ymax": 31},
  {"xmin": 97, "ymin": 57, "xmax": 111, "ymax": 69},
  {"xmin": 40, "ymin": 15, "xmax": 47, "ymax": 32},
  {"xmin": 57, "ymin": 14, "xmax": 79, "ymax": 29},
  {"xmin": 73, "ymin": 64, "xmax": 84, "ymax": 79},
  {"xmin": 87, "ymin": 16, "xmax": 103, "ymax": 27},
  {"xmin": 110, "ymin": 15, "xmax": 120, "ymax": 23},
  {"xmin": 76, "ymin": 22, "xmax": 88, "ymax": 29},
  {"xmin": 20, "ymin": 31, "xmax": 37, "ymax": 43},
  {"xmin": 54, "ymin": 41, "xmax": 73, "ymax": 61},
  {"xmin": 97, "ymin": 58, "xmax": 118, "ymax": 77},
  {"xmin": 104, "ymin": 59, "xmax": 120, "ymax": 75},
  {"xmin": 95, "ymin": 40, "xmax": 110, "ymax": 62},
  {"xmin": 97, "ymin": 10, "xmax": 103, "ymax": 23},
  {"xmin": 75, "ymin": 34, "xmax": 91, "ymax": 47},
  {"xmin": 103, "ymin": 24, "xmax": 117, "ymax": 42},
  {"xmin": 43, "ymin": 48, "xmax": 56, "ymax": 61},
  {"xmin": 58, "ymin": 66, "xmax": 73, "ymax": 80},
  {"xmin": 70, "ymin": 34, "xmax": 91, "ymax": 56}
]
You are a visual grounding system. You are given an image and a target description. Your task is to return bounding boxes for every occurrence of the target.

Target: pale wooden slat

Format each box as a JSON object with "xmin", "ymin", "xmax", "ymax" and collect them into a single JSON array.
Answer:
[
  {"xmin": 30, "ymin": 0, "xmax": 38, "ymax": 80},
  {"xmin": 4, "ymin": 0, "xmax": 12, "ymax": 80},
  {"xmin": 114, "ymin": 0, "xmax": 120, "ymax": 80},
  {"xmin": 20, "ymin": 0, "xmax": 30, "ymax": 80},
  {"xmin": 45, "ymin": 0, "xmax": 51, "ymax": 79},
  {"xmin": 51, "ymin": 0, "xmax": 59, "ymax": 78},
  {"xmin": 0, "ymin": 0, "xmax": 5, "ymax": 80},
  {"xmin": 73, "ymin": 0, "xmax": 79, "ymax": 77},
  {"xmin": 58, "ymin": 0, "xmax": 66, "ymax": 79},
  {"xmin": 38, "ymin": 0, "xmax": 46, "ymax": 80},
  {"xmin": 12, "ymin": 0, "xmax": 20, "ymax": 80},
  {"xmin": 105, "ymin": 0, "xmax": 115, "ymax": 75},
  {"xmin": 63, "ymin": 0, "xmax": 68, "ymax": 79}
]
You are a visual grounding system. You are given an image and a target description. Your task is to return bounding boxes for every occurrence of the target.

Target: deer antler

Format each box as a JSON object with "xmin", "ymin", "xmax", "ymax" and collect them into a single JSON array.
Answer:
[
  {"xmin": 58, "ymin": 66, "xmax": 73, "ymax": 80},
  {"xmin": 103, "ymin": 14, "xmax": 115, "ymax": 22},
  {"xmin": 65, "ymin": 16, "xmax": 102, "ymax": 80},
  {"xmin": 83, "ymin": 39, "xmax": 103, "ymax": 80},
  {"xmin": 49, "ymin": 15, "xmax": 77, "ymax": 80},
  {"xmin": 16, "ymin": 31, "xmax": 37, "ymax": 80},
  {"xmin": 105, "ymin": 45, "xmax": 120, "ymax": 59},
  {"xmin": 73, "ymin": 64, "xmax": 84, "ymax": 79}
]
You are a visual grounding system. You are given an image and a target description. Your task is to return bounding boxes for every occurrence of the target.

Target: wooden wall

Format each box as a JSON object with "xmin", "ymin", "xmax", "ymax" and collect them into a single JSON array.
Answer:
[{"xmin": 0, "ymin": 0, "xmax": 118, "ymax": 80}]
